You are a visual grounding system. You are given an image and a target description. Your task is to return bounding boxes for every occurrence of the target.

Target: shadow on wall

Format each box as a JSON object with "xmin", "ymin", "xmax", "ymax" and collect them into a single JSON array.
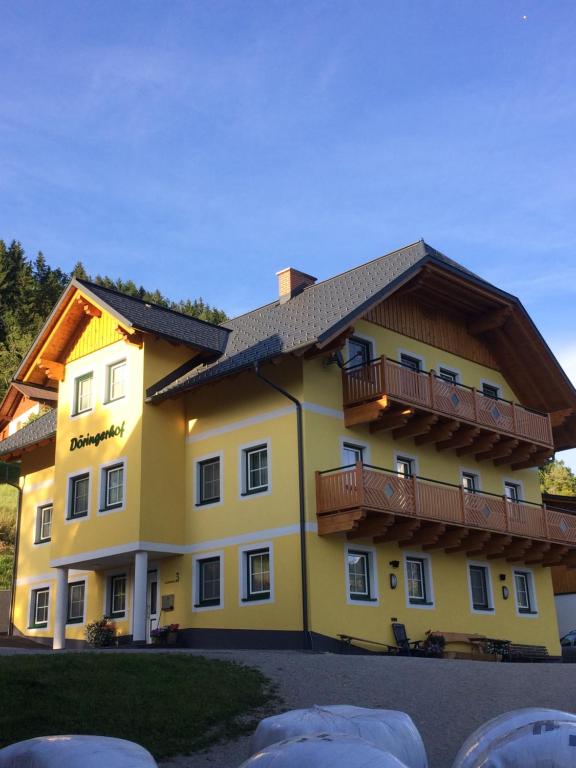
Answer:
[{"xmin": 0, "ymin": 590, "xmax": 11, "ymax": 634}]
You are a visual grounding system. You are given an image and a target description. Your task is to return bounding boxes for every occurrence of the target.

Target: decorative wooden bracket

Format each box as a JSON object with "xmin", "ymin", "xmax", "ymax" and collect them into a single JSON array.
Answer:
[
  {"xmin": 117, "ymin": 326, "xmax": 144, "ymax": 348},
  {"xmin": 75, "ymin": 296, "xmax": 102, "ymax": 318},
  {"xmin": 37, "ymin": 359, "xmax": 65, "ymax": 381},
  {"xmin": 468, "ymin": 306, "xmax": 513, "ymax": 335}
]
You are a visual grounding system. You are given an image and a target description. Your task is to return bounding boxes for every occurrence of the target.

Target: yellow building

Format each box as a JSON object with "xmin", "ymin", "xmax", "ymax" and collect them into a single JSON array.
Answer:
[{"xmin": 1, "ymin": 241, "xmax": 576, "ymax": 654}]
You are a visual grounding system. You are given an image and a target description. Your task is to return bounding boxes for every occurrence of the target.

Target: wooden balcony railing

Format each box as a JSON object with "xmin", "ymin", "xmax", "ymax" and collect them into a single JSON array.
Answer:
[
  {"xmin": 342, "ymin": 357, "xmax": 553, "ymax": 448},
  {"xmin": 316, "ymin": 464, "xmax": 576, "ymax": 550}
]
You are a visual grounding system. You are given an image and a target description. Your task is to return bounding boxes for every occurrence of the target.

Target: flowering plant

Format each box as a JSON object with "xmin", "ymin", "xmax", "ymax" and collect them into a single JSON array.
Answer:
[
  {"xmin": 150, "ymin": 623, "xmax": 179, "ymax": 638},
  {"xmin": 85, "ymin": 615, "xmax": 116, "ymax": 647}
]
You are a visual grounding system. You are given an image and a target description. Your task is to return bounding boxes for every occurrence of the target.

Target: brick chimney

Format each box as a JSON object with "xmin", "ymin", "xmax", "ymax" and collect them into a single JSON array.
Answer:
[{"xmin": 276, "ymin": 267, "xmax": 317, "ymax": 303}]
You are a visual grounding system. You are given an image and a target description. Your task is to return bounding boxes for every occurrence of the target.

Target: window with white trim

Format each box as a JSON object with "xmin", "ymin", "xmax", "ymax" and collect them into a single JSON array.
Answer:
[
  {"xmin": 30, "ymin": 587, "xmax": 49, "ymax": 628},
  {"xmin": 102, "ymin": 464, "xmax": 124, "ymax": 511},
  {"xmin": 438, "ymin": 367, "xmax": 458, "ymax": 383},
  {"xmin": 514, "ymin": 570, "xmax": 537, "ymax": 614},
  {"xmin": 197, "ymin": 457, "xmax": 221, "ymax": 505},
  {"xmin": 406, "ymin": 556, "xmax": 431, "ymax": 605},
  {"xmin": 347, "ymin": 337, "xmax": 372, "ymax": 369},
  {"xmin": 106, "ymin": 360, "xmax": 126, "ymax": 402},
  {"xmin": 67, "ymin": 581, "xmax": 85, "ymax": 624},
  {"xmin": 462, "ymin": 472, "xmax": 479, "ymax": 494},
  {"xmin": 68, "ymin": 473, "xmax": 89, "ymax": 519},
  {"xmin": 482, "ymin": 383, "xmax": 500, "ymax": 400},
  {"xmin": 195, "ymin": 556, "xmax": 221, "ymax": 607},
  {"xmin": 504, "ymin": 482, "xmax": 521, "ymax": 502},
  {"xmin": 243, "ymin": 547, "xmax": 271, "ymax": 601},
  {"xmin": 400, "ymin": 353, "xmax": 422, "ymax": 372},
  {"xmin": 342, "ymin": 442, "xmax": 365, "ymax": 466},
  {"xmin": 73, "ymin": 372, "xmax": 93, "ymax": 415},
  {"xmin": 109, "ymin": 575, "xmax": 127, "ymax": 618},
  {"xmin": 469, "ymin": 564, "xmax": 492, "ymax": 611},
  {"xmin": 243, "ymin": 445, "xmax": 269, "ymax": 495},
  {"xmin": 347, "ymin": 549, "xmax": 376, "ymax": 602},
  {"xmin": 35, "ymin": 504, "xmax": 52, "ymax": 543},
  {"xmin": 396, "ymin": 456, "xmax": 415, "ymax": 478}
]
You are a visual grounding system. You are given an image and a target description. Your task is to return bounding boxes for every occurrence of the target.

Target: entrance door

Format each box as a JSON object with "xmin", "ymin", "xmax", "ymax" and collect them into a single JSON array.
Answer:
[{"xmin": 146, "ymin": 570, "xmax": 159, "ymax": 644}]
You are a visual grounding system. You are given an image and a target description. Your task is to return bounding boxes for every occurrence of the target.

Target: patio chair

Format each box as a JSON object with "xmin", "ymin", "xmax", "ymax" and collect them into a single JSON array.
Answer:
[{"xmin": 391, "ymin": 622, "xmax": 425, "ymax": 656}]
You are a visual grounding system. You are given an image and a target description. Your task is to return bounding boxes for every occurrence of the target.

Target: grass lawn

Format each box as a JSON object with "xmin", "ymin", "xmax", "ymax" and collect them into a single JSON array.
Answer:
[{"xmin": 0, "ymin": 653, "xmax": 275, "ymax": 758}]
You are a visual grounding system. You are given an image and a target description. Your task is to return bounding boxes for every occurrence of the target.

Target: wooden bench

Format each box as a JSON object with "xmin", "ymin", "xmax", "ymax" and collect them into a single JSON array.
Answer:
[{"xmin": 506, "ymin": 643, "xmax": 550, "ymax": 663}]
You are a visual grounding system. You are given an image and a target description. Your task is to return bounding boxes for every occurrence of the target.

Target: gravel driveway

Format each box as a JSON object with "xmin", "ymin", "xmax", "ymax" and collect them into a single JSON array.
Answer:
[{"xmin": 160, "ymin": 650, "xmax": 576, "ymax": 768}]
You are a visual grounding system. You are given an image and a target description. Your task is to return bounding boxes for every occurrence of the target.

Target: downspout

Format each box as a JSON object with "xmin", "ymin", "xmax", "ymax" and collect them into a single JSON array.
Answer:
[
  {"xmin": 254, "ymin": 363, "xmax": 311, "ymax": 650},
  {"xmin": 7, "ymin": 480, "xmax": 22, "ymax": 637}
]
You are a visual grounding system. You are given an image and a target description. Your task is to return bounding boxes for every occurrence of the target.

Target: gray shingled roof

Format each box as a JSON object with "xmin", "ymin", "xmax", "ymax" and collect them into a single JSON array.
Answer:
[
  {"xmin": 147, "ymin": 240, "xmax": 499, "ymax": 402},
  {"xmin": 0, "ymin": 409, "xmax": 57, "ymax": 458},
  {"xmin": 76, "ymin": 279, "xmax": 230, "ymax": 354}
]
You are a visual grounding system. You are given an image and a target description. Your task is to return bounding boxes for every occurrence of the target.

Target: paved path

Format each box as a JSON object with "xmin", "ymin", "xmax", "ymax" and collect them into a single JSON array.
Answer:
[{"xmin": 159, "ymin": 650, "xmax": 576, "ymax": 768}]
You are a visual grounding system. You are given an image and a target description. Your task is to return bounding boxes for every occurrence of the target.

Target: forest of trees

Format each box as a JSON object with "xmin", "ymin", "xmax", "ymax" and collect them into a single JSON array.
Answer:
[{"xmin": 0, "ymin": 239, "xmax": 228, "ymax": 401}]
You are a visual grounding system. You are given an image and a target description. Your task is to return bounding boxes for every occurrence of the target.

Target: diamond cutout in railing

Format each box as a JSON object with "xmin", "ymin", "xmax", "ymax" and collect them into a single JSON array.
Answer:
[
  {"xmin": 491, "ymin": 406, "xmax": 502, "ymax": 421},
  {"xmin": 482, "ymin": 504, "xmax": 492, "ymax": 519},
  {"xmin": 560, "ymin": 519, "xmax": 569, "ymax": 534},
  {"xmin": 384, "ymin": 483, "xmax": 395, "ymax": 499},
  {"xmin": 451, "ymin": 393, "xmax": 460, "ymax": 408}
]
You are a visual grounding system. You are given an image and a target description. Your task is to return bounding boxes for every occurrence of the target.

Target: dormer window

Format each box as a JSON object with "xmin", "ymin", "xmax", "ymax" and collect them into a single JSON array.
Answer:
[{"xmin": 73, "ymin": 372, "xmax": 93, "ymax": 415}]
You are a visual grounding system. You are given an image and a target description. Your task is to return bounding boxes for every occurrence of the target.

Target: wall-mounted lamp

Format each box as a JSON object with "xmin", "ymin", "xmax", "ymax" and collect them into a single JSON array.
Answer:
[
  {"xmin": 499, "ymin": 574, "xmax": 506, "ymax": 582},
  {"xmin": 389, "ymin": 574, "xmax": 398, "ymax": 590},
  {"xmin": 502, "ymin": 586, "xmax": 510, "ymax": 600},
  {"xmin": 389, "ymin": 560, "xmax": 400, "ymax": 569}
]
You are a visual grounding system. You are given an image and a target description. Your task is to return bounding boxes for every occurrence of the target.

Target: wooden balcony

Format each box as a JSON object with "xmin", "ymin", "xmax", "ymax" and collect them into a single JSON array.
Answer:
[
  {"xmin": 316, "ymin": 464, "xmax": 576, "ymax": 567},
  {"xmin": 342, "ymin": 357, "xmax": 554, "ymax": 469}
]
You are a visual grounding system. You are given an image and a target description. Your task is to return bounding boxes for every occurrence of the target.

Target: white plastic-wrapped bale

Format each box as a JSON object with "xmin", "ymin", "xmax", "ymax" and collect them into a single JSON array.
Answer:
[
  {"xmin": 241, "ymin": 733, "xmax": 409, "ymax": 768},
  {"xmin": 250, "ymin": 705, "xmax": 427, "ymax": 768},
  {"xmin": 452, "ymin": 709, "xmax": 576, "ymax": 768},
  {"xmin": 0, "ymin": 735, "xmax": 158, "ymax": 768}
]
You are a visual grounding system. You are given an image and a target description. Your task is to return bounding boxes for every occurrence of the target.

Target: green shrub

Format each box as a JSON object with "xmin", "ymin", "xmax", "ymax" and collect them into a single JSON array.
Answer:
[{"xmin": 85, "ymin": 616, "xmax": 116, "ymax": 647}]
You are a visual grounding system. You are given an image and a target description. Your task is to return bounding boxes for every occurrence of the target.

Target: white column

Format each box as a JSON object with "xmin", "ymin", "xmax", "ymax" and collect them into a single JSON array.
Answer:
[
  {"xmin": 133, "ymin": 551, "xmax": 148, "ymax": 643},
  {"xmin": 53, "ymin": 567, "xmax": 68, "ymax": 650}
]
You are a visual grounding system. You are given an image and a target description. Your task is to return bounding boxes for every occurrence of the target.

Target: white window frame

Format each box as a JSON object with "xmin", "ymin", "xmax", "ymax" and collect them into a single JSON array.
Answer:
[
  {"xmin": 437, "ymin": 364, "xmax": 461, "ymax": 384},
  {"xmin": 345, "ymin": 544, "xmax": 379, "ymax": 606},
  {"xmin": 346, "ymin": 333, "xmax": 376, "ymax": 369},
  {"xmin": 239, "ymin": 542, "xmax": 275, "ymax": 605},
  {"xmin": 239, "ymin": 439, "xmax": 272, "ymax": 499},
  {"xmin": 28, "ymin": 585, "xmax": 50, "ymax": 630},
  {"xmin": 394, "ymin": 451, "xmax": 418, "ymax": 478},
  {"xmin": 461, "ymin": 469, "xmax": 481, "ymax": 494},
  {"xmin": 480, "ymin": 379, "xmax": 502, "ymax": 400},
  {"xmin": 98, "ymin": 458, "xmax": 127, "ymax": 514},
  {"xmin": 65, "ymin": 469, "xmax": 92, "ymax": 523},
  {"xmin": 467, "ymin": 561, "xmax": 495, "ymax": 615},
  {"xmin": 66, "ymin": 578, "xmax": 87, "ymax": 625},
  {"xmin": 340, "ymin": 437, "xmax": 370, "ymax": 467},
  {"xmin": 72, "ymin": 370, "xmax": 94, "ymax": 417},
  {"xmin": 192, "ymin": 552, "xmax": 224, "ymax": 612},
  {"xmin": 503, "ymin": 479, "xmax": 524, "ymax": 503},
  {"xmin": 34, "ymin": 501, "xmax": 53, "ymax": 545},
  {"xmin": 103, "ymin": 571, "xmax": 131, "ymax": 620},
  {"xmin": 398, "ymin": 349, "xmax": 425, "ymax": 373},
  {"xmin": 108, "ymin": 573, "xmax": 128, "ymax": 618},
  {"xmin": 105, "ymin": 359, "xmax": 127, "ymax": 404},
  {"xmin": 194, "ymin": 451, "xmax": 224, "ymax": 508},
  {"xmin": 513, "ymin": 568, "xmax": 538, "ymax": 617},
  {"xmin": 404, "ymin": 551, "xmax": 435, "ymax": 609}
]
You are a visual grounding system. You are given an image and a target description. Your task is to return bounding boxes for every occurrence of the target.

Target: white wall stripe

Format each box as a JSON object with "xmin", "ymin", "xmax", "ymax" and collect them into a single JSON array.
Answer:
[
  {"xmin": 49, "ymin": 524, "xmax": 319, "ymax": 568},
  {"xmin": 186, "ymin": 401, "xmax": 343, "ymax": 445}
]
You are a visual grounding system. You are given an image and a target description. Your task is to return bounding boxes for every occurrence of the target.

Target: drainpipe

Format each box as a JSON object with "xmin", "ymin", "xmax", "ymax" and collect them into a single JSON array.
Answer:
[
  {"xmin": 6, "ymin": 480, "xmax": 22, "ymax": 637},
  {"xmin": 254, "ymin": 363, "xmax": 311, "ymax": 650}
]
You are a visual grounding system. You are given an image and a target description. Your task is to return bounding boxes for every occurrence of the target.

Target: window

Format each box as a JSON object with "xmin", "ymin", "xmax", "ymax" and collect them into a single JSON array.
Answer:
[
  {"xmin": 244, "ymin": 548, "xmax": 271, "ymax": 601},
  {"xmin": 73, "ymin": 372, "xmax": 93, "ymax": 415},
  {"xmin": 347, "ymin": 337, "xmax": 372, "ymax": 369},
  {"xmin": 347, "ymin": 549, "xmax": 375, "ymax": 602},
  {"xmin": 30, "ymin": 588, "xmax": 49, "ymax": 628},
  {"xmin": 198, "ymin": 457, "xmax": 221, "ymax": 505},
  {"xmin": 469, "ymin": 564, "xmax": 492, "ymax": 611},
  {"xmin": 35, "ymin": 504, "xmax": 52, "ymax": 543},
  {"xmin": 102, "ymin": 464, "xmax": 124, "ymax": 510},
  {"xmin": 196, "ymin": 557, "xmax": 221, "ymax": 607},
  {"xmin": 406, "ymin": 557, "xmax": 430, "ymax": 605},
  {"xmin": 109, "ymin": 575, "xmax": 127, "ymax": 618},
  {"xmin": 505, "ymin": 482, "xmax": 521, "ymax": 503},
  {"xmin": 396, "ymin": 456, "xmax": 415, "ymax": 478},
  {"xmin": 67, "ymin": 581, "xmax": 85, "ymax": 624},
  {"xmin": 462, "ymin": 472, "xmax": 479, "ymax": 494},
  {"xmin": 400, "ymin": 353, "xmax": 422, "ymax": 372},
  {"xmin": 68, "ymin": 473, "xmax": 90, "ymax": 519},
  {"xmin": 438, "ymin": 367, "xmax": 458, "ymax": 384},
  {"xmin": 243, "ymin": 445, "xmax": 268, "ymax": 494},
  {"xmin": 342, "ymin": 442, "xmax": 364, "ymax": 466},
  {"xmin": 106, "ymin": 360, "xmax": 126, "ymax": 402},
  {"xmin": 514, "ymin": 570, "xmax": 536, "ymax": 614},
  {"xmin": 482, "ymin": 383, "xmax": 500, "ymax": 400}
]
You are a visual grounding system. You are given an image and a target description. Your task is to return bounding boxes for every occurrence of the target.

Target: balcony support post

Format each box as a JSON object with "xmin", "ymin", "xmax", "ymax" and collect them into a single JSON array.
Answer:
[
  {"xmin": 472, "ymin": 387, "xmax": 478, "ymax": 421},
  {"xmin": 356, "ymin": 461, "xmax": 365, "ymax": 507},
  {"xmin": 504, "ymin": 498, "xmax": 511, "ymax": 532},
  {"xmin": 459, "ymin": 486, "xmax": 466, "ymax": 524},
  {"xmin": 412, "ymin": 474, "xmax": 419, "ymax": 516}
]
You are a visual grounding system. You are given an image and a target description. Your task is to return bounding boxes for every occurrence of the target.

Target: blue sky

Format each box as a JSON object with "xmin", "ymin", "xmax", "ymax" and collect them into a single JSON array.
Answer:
[{"xmin": 1, "ymin": 1, "xmax": 576, "ymax": 467}]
